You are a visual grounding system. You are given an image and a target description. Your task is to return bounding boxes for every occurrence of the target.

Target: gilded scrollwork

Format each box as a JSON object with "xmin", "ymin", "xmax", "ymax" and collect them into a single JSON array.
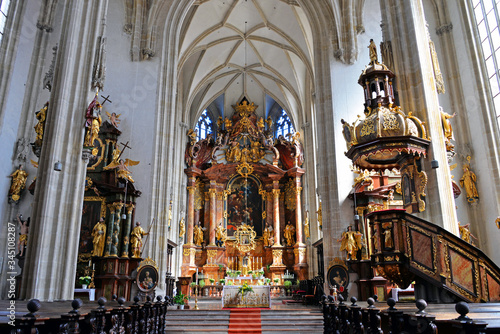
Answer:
[
  {"xmin": 284, "ymin": 178, "xmax": 297, "ymax": 211},
  {"xmin": 234, "ymin": 224, "xmax": 257, "ymax": 253}
]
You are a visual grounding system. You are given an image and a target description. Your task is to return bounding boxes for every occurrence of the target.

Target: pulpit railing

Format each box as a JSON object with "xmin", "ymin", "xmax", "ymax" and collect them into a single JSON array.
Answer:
[
  {"xmin": 8, "ymin": 295, "xmax": 171, "ymax": 334},
  {"xmin": 366, "ymin": 209, "xmax": 500, "ymax": 303},
  {"xmin": 321, "ymin": 295, "xmax": 487, "ymax": 334}
]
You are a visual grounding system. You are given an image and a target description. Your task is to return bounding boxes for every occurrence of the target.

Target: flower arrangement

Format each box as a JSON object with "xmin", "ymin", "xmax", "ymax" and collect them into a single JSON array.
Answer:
[
  {"xmin": 220, "ymin": 279, "xmax": 226, "ymax": 285},
  {"xmin": 199, "ymin": 280, "xmax": 206, "ymax": 288},
  {"xmin": 284, "ymin": 280, "xmax": 292, "ymax": 290},
  {"xmin": 79, "ymin": 276, "xmax": 91, "ymax": 286},
  {"xmin": 265, "ymin": 278, "xmax": 271, "ymax": 285},
  {"xmin": 227, "ymin": 280, "xmax": 234, "ymax": 286},
  {"xmin": 273, "ymin": 278, "xmax": 280, "ymax": 284},
  {"xmin": 238, "ymin": 282, "xmax": 253, "ymax": 295},
  {"xmin": 209, "ymin": 278, "xmax": 215, "ymax": 284},
  {"xmin": 236, "ymin": 270, "xmax": 241, "ymax": 276}
]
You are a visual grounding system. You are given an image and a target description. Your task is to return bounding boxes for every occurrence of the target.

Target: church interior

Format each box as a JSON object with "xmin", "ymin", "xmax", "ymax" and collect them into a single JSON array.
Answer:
[{"xmin": 2, "ymin": 0, "xmax": 500, "ymax": 330}]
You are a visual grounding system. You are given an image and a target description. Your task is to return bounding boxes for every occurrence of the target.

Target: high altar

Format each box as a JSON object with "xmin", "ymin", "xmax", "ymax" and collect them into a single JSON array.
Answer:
[{"xmin": 180, "ymin": 99, "xmax": 309, "ymax": 291}]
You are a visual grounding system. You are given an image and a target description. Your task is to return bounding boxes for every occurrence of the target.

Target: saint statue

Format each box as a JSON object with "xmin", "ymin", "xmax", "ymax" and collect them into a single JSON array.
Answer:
[
  {"xmin": 368, "ymin": 39, "xmax": 378, "ymax": 65},
  {"xmin": 383, "ymin": 223, "xmax": 394, "ymax": 248},
  {"xmin": 440, "ymin": 108, "xmax": 456, "ymax": 151},
  {"xmin": 91, "ymin": 217, "xmax": 106, "ymax": 257},
  {"xmin": 179, "ymin": 214, "xmax": 185, "ymax": 239},
  {"xmin": 9, "ymin": 165, "xmax": 28, "ymax": 202},
  {"xmin": 194, "ymin": 221, "xmax": 205, "ymax": 246},
  {"xmin": 226, "ymin": 140, "xmax": 242, "ymax": 162},
  {"xmin": 458, "ymin": 222, "xmax": 477, "ymax": 245},
  {"xmin": 104, "ymin": 158, "xmax": 140, "ymax": 183},
  {"xmin": 304, "ymin": 210, "xmax": 311, "ymax": 239},
  {"xmin": 33, "ymin": 102, "xmax": 48, "ymax": 146},
  {"xmin": 215, "ymin": 223, "xmax": 227, "ymax": 247},
  {"xmin": 460, "ymin": 163, "xmax": 479, "ymax": 203},
  {"xmin": 338, "ymin": 226, "xmax": 362, "ymax": 260},
  {"xmin": 16, "ymin": 214, "xmax": 29, "ymax": 257},
  {"xmin": 284, "ymin": 221, "xmax": 296, "ymax": 246},
  {"xmin": 84, "ymin": 92, "xmax": 102, "ymax": 147},
  {"xmin": 130, "ymin": 222, "xmax": 148, "ymax": 258},
  {"xmin": 263, "ymin": 222, "xmax": 274, "ymax": 247},
  {"xmin": 316, "ymin": 202, "xmax": 323, "ymax": 230}
]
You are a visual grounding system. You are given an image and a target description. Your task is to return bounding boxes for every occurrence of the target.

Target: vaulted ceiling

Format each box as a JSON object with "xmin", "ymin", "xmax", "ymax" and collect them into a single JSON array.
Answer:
[{"xmin": 177, "ymin": 0, "xmax": 316, "ymax": 123}]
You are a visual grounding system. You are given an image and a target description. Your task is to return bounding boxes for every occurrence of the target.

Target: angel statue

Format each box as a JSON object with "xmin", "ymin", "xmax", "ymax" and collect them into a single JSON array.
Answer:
[
  {"xmin": 106, "ymin": 111, "xmax": 121, "ymax": 128},
  {"xmin": 337, "ymin": 226, "xmax": 362, "ymax": 260},
  {"xmin": 104, "ymin": 158, "xmax": 139, "ymax": 183}
]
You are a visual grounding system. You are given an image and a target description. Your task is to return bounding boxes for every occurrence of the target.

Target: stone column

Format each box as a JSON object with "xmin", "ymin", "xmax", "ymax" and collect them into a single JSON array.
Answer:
[
  {"xmin": 380, "ymin": 0, "xmax": 458, "ymax": 234},
  {"xmin": 20, "ymin": 0, "xmax": 110, "ymax": 301}
]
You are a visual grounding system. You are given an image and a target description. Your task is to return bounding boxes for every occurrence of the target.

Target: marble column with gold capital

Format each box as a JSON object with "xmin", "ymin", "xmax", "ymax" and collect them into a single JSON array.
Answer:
[
  {"xmin": 110, "ymin": 202, "xmax": 124, "ymax": 257},
  {"xmin": 121, "ymin": 203, "xmax": 135, "ymax": 257},
  {"xmin": 208, "ymin": 186, "xmax": 217, "ymax": 246},
  {"xmin": 104, "ymin": 203, "xmax": 116, "ymax": 257},
  {"xmin": 185, "ymin": 174, "xmax": 198, "ymax": 246},
  {"xmin": 272, "ymin": 187, "xmax": 281, "ymax": 247},
  {"xmin": 294, "ymin": 178, "xmax": 304, "ymax": 246}
]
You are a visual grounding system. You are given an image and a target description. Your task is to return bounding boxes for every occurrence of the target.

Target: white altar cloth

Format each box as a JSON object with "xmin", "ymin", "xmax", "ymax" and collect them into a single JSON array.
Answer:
[{"xmin": 222, "ymin": 285, "xmax": 271, "ymax": 308}]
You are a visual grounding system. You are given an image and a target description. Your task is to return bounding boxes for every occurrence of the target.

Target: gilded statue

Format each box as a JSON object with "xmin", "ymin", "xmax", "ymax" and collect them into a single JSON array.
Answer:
[
  {"xmin": 304, "ymin": 210, "xmax": 310, "ymax": 239},
  {"xmin": 458, "ymin": 222, "xmax": 477, "ymax": 245},
  {"xmin": 9, "ymin": 165, "xmax": 28, "ymax": 202},
  {"xmin": 226, "ymin": 140, "xmax": 242, "ymax": 162},
  {"xmin": 34, "ymin": 102, "xmax": 48, "ymax": 146},
  {"xmin": 263, "ymin": 222, "xmax": 274, "ymax": 247},
  {"xmin": 257, "ymin": 117, "xmax": 265, "ymax": 130},
  {"xmin": 194, "ymin": 221, "xmax": 205, "ymax": 246},
  {"xmin": 84, "ymin": 93, "xmax": 102, "ymax": 147},
  {"xmin": 215, "ymin": 223, "xmax": 227, "ymax": 247},
  {"xmin": 460, "ymin": 161, "xmax": 479, "ymax": 203},
  {"xmin": 167, "ymin": 200, "xmax": 172, "ymax": 228},
  {"xmin": 16, "ymin": 214, "xmax": 29, "ymax": 257},
  {"xmin": 368, "ymin": 39, "xmax": 378, "ymax": 65},
  {"xmin": 440, "ymin": 108, "xmax": 456, "ymax": 151},
  {"xmin": 383, "ymin": 223, "xmax": 394, "ymax": 248},
  {"xmin": 353, "ymin": 169, "xmax": 374, "ymax": 191},
  {"xmin": 111, "ymin": 143, "xmax": 121, "ymax": 163},
  {"xmin": 130, "ymin": 222, "xmax": 148, "ymax": 258},
  {"xmin": 284, "ymin": 221, "xmax": 296, "ymax": 246},
  {"xmin": 91, "ymin": 217, "xmax": 106, "ymax": 257},
  {"xmin": 179, "ymin": 214, "xmax": 185, "ymax": 239},
  {"xmin": 338, "ymin": 226, "xmax": 362, "ymax": 260},
  {"xmin": 316, "ymin": 201, "xmax": 323, "ymax": 230},
  {"xmin": 249, "ymin": 140, "xmax": 264, "ymax": 162},
  {"xmin": 104, "ymin": 158, "xmax": 140, "ymax": 183}
]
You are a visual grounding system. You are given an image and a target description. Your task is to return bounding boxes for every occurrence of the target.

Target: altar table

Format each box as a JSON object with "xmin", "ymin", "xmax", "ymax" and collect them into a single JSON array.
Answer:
[{"xmin": 222, "ymin": 285, "xmax": 271, "ymax": 308}]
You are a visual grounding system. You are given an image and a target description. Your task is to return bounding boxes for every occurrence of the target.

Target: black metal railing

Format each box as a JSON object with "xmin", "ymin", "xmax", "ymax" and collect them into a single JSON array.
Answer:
[
  {"xmin": 8, "ymin": 295, "xmax": 172, "ymax": 334},
  {"xmin": 322, "ymin": 295, "xmax": 488, "ymax": 334}
]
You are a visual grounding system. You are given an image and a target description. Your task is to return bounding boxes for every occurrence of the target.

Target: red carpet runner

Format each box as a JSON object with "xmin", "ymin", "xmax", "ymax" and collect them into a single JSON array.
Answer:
[{"xmin": 228, "ymin": 309, "xmax": 262, "ymax": 334}]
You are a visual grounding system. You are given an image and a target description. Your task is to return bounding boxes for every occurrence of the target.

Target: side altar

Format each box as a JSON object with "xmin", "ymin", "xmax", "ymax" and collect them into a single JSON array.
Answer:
[
  {"xmin": 179, "ymin": 99, "xmax": 309, "ymax": 297},
  {"xmin": 222, "ymin": 285, "xmax": 271, "ymax": 308}
]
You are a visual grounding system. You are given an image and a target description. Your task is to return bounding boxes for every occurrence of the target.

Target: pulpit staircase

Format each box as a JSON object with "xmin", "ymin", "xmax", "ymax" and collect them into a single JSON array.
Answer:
[{"xmin": 364, "ymin": 209, "xmax": 500, "ymax": 303}]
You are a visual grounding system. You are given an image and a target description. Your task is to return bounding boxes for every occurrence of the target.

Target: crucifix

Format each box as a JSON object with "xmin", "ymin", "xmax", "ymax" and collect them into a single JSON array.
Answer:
[
  {"xmin": 101, "ymin": 95, "xmax": 112, "ymax": 105},
  {"xmin": 117, "ymin": 141, "xmax": 132, "ymax": 161}
]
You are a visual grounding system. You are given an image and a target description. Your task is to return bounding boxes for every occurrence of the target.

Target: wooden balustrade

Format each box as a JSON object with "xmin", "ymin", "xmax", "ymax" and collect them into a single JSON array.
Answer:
[
  {"xmin": 321, "ymin": 295, "xmax": 487, "ymax": 333},
  {"xmin": 8, "ymin": 295, "xmax": 171, "ymax": 334}
]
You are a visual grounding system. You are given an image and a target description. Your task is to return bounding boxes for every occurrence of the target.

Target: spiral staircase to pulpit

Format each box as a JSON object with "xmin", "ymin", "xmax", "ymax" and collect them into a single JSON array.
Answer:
[{"xmin": 341, "ymin": 54, "xmax": 500, "ymax": 303}]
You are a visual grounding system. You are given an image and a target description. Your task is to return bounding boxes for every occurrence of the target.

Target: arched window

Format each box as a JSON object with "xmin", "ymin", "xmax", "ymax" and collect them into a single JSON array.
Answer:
[
  {"xmin": 471, "ymin": 0, "xmax": 500, "ymax": 125},
  {"xmin": 194, "ymin": 110, "xmax": 213, "ymax": 141},
  {"xmin": 0, "ymin": 0, "xmax": 12, "ymax": 44},
  {"xmin": 275, "ymin": 110, "xmax": 295, "ymax": 138}
]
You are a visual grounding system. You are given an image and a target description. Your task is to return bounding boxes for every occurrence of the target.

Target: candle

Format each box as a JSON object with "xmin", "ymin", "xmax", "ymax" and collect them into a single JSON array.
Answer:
[{"xmin": 196, "ymin": 268, "xmax": 198, "ymax": 283}]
